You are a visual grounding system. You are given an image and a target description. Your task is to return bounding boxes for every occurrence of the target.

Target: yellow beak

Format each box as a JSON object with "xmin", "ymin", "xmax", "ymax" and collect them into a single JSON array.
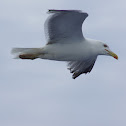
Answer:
[{"xmin": 105, "ymin": 49, "xmax": 118, "ymax": 60}]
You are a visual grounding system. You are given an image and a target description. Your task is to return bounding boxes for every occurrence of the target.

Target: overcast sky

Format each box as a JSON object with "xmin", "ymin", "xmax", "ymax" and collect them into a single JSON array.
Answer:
[{"xmin": 0, "ymin": 0, "xmax": 126, "ymax": 126}]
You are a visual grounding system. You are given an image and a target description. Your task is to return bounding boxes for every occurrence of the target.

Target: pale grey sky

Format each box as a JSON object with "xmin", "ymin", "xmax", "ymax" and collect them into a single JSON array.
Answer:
[{"xmin": 0, "ymin": 0, "xmax": 126, "ymax": 126}]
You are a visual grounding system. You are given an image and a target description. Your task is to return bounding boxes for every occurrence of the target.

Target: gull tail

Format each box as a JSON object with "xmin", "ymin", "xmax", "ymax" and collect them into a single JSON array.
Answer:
[{"xmin": 11, "ymin": 48, "xmax": 42, "ymax": 60}]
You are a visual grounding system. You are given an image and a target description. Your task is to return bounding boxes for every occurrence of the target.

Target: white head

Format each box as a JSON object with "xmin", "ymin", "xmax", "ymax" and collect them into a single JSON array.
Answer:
[{"xmin": 97, "ymin": 41, "xmax": 118, "ymax": 60}]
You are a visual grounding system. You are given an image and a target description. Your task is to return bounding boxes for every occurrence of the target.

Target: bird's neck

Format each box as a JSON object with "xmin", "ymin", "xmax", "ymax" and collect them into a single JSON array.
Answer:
[{"xmin": 84, "ymin": 38, "xmax": 102, "ymax": 55}]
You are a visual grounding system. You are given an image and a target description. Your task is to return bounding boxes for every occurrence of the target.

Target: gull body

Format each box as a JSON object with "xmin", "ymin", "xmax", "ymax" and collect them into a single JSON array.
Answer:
[{"xmin": 39, "ymin": 39, "xmax": 102, "ymax": 61}]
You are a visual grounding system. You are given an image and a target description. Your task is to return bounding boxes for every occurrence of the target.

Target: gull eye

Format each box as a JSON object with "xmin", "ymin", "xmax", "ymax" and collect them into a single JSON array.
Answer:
[{"xmin": 104, "ymin": 44, "xmax": 108, "ymax": 48}]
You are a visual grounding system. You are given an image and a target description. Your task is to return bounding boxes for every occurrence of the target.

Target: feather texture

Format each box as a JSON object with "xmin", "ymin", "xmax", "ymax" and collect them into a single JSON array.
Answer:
[
  {"xmin": 68, "ymin": 57, "xmax": 97, "ymax": 79},
  {"xmin": 44, "ymin": 10, "xmax": 88, "ymax": 44}
]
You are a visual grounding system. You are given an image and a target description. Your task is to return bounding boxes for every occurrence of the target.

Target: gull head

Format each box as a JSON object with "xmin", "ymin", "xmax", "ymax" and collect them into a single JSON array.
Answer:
[{"xmin": 98, "ymin": 42, "xmax": 118, "ymax": 60}]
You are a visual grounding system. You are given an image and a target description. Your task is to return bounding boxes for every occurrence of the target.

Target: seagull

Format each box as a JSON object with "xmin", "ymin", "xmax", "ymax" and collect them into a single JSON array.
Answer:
[{"xmin": 11, "ymin": 9, "xmax": 118, "ymax": 79}]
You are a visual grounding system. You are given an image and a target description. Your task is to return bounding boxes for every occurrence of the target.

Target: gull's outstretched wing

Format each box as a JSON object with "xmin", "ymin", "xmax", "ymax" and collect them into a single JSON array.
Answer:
[
  {"xmin": 67, "ymin": 57, "xmax": 97, "ymax": 79},
  {"xmin": 44, "ymin": 10, "xmax": 88, "ymax": 44}
]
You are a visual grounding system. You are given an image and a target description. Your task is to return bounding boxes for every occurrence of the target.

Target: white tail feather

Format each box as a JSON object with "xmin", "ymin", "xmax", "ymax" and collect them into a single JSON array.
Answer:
[{"xmin": 11, "ymin": 48, "xmax": 42, "ymax": 59}]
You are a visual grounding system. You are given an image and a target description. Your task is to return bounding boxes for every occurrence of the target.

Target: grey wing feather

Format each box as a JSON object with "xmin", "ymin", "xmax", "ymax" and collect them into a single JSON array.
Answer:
[
  {"xmin": 67, "ymin": 57, "xmax": 97, "ymax": 79},
  {"xmin": 44, "ymin": 10, "xmax": 88, "ymax": 44}
]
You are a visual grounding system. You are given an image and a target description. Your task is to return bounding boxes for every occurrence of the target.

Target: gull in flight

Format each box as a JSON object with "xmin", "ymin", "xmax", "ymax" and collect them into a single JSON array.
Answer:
[{"xmin": 12, "ymin": 10, "xmax": 118, "ymax": 79}]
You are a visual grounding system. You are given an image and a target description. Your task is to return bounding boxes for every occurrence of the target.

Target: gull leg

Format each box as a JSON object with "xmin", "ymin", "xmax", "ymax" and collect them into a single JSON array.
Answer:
[{"xmin": 19, "ymin": 54, "xmax": 39, "ymax": 60}]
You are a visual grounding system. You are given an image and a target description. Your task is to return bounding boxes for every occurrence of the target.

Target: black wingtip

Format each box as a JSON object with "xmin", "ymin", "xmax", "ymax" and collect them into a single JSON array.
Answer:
[
  {"xmin": 48, "ymin": 9, "xmax": 88, "ymax": 16},
  {"xmin": 72, "ymin": 72, "xmax": 82, "ymax": 79}
]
